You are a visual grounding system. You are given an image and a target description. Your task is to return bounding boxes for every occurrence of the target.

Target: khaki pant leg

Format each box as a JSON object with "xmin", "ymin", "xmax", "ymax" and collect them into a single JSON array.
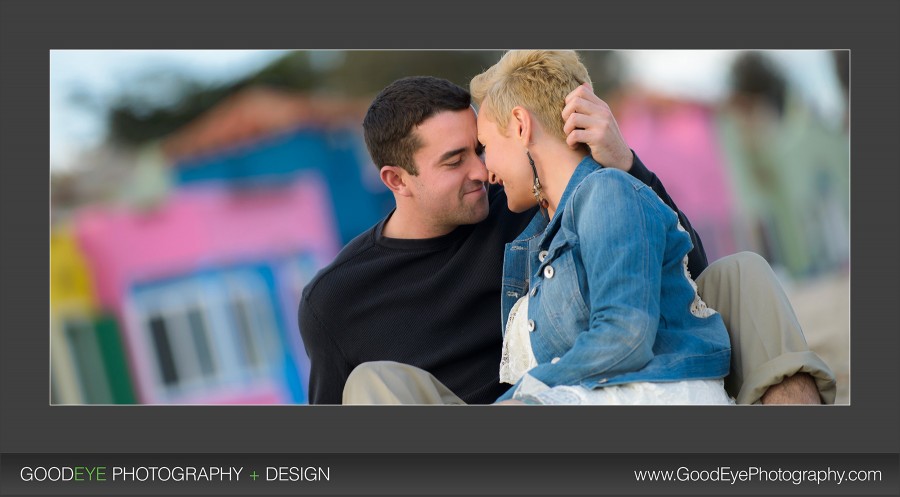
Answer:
[
  {"xmin": 695, "ymin": 252, "xmax": 837, "ymax": 404},
  {"xmin": 342, "ymin": 361, "xmax": 467, "ymax": 405}
]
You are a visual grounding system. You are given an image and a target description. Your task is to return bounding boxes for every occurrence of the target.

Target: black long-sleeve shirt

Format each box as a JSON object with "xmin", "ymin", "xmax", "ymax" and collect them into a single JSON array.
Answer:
[{"xmin": 298, "ymin": 153, "xmax": 707, "ymax": 404}]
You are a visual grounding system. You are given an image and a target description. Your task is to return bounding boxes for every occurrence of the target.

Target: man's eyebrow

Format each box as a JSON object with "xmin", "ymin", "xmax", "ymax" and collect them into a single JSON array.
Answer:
[{"xmin": 436, "ymin": 147, "xmax": 467, "ymax": 164}]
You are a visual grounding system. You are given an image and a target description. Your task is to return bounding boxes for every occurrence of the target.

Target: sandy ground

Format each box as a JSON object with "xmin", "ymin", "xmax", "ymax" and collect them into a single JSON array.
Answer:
[{"xmin": 782, "ymin": 271, "xmax": 850, "ymax": 404}]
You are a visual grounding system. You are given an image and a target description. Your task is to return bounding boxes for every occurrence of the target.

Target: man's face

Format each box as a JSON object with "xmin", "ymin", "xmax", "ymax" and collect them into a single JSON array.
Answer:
[{"xmin": 406, "ymin": 109, "xmax": 490, "ymax": 231}]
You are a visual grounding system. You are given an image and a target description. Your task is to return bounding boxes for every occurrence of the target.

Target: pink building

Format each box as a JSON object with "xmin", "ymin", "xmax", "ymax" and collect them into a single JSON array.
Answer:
[
  {"xmin": 616, "ymin": 92, "xmax": 737, "ymax": 263},
  {"xmin": 75, "ymin": 175, "xmax": 340, "ymax": 404}
]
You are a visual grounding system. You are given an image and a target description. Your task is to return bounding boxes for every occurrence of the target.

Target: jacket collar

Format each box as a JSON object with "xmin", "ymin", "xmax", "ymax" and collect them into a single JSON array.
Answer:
[{"xmin": 539, "ymin": 155, "xmax": 603, "ymax": 245}]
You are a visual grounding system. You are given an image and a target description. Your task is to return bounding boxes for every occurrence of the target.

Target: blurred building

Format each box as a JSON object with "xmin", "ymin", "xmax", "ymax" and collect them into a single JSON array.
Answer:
[
  {"xmin": 616, "ymin": 91, "xmax": 738, "ymax": 265},
  {"xmin": 51, "ymin": 87, "xmax": 393, "ymax": 404},
  {"xmin": 50, "ymin": 226, "xmax": 136, "ymax": 404},
  {"xmin": 614, "ymin": 86, "xmax": 849, "ymax": 278}
]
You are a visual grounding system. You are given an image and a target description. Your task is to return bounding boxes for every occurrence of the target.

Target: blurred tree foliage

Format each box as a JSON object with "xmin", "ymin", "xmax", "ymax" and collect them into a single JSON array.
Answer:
[
  {"xmin": 108, "ymin": 52, "xmax": 320, "ymax": 144},
  {"xmin": 107, "ymin": 50, "xmax": 623, "ymax": 145}
]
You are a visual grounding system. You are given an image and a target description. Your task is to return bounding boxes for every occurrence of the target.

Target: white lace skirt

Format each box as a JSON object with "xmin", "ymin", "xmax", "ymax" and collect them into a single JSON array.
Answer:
[{"xmin": 500, "ymin": 296, "xmax": 733, "ymax": 405}]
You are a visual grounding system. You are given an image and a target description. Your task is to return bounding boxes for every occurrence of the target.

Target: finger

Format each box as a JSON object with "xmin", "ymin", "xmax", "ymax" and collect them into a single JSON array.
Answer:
[
  {"xmin": 563, "ymin": 84, "xmax": 584, "ymax": 107},
  {"xmin": 563, "ymin": 102, "xmax": 609, "ymax": 133},
  {"xmin": 561, "ymin": 96, "xmax": 592, "ymax": 122},
  {"xmin": 566, "ymin": 128, "xmax": 592, "ymax": 149},
  {"xmin": 563, "ymin": 112, "xmax": 604, "ymax": 136},
  {"xmin": 579, "ymin": 83, "xmax": 606, "ymax": 108},
  {"xmin": 564, "ymin": 84, "xmax": 593, "ymax": 105},
  {"xmin": 561, "ymin": 101, "xmax": 574, "ymax": 122},
  {"xmin": 564, "ymin": 83, "xmax": 604, "ymax": 108},
  {"xmin": 562, "ymin": 96, "xmax": 609, "ymax": 123}
]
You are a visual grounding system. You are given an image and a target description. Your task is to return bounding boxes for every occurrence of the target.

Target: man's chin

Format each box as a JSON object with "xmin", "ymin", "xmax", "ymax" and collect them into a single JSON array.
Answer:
[{"xmin": 459, "ymin": 201, "xmax": 490, "ymax": 225}]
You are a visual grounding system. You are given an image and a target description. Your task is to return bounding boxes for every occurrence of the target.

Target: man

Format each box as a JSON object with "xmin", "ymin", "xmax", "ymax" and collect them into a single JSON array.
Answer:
[{"xmin": 299, "ymin": 76, "xmax": 835, "ymax": 405}]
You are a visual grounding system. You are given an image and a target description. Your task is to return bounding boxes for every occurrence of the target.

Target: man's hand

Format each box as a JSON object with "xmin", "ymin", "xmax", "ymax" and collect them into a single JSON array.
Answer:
[{"xmin": 562, "ymin": 83, "xmax": 633, "ymax": 172}]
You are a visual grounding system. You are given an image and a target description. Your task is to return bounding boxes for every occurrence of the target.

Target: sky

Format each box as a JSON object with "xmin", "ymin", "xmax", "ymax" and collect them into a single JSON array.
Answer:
[
  {"xmin": 623, "ymin": 50, "xmax": 844, "ymax": 119},
  {"xmin": 49, "ymin": 50, "xmax": 846, "ymax": 172},
  {"xmin": 50, "ymin": 50, "xmax": 289, "ymax": 171}
]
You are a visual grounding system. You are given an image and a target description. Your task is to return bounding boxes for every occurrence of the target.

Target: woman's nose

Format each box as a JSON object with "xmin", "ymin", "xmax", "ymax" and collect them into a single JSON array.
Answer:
[{"xmin": 488, "ymin": 171, "xmax": 499, "ymax": 184}]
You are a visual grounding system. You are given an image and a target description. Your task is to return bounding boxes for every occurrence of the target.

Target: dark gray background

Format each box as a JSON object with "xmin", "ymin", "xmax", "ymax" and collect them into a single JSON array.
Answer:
[
  {"xmin": 1, "ymin": 0, "xmax": 897, "ymax": 455},
  {"xmin": 2, "ymin": 453, "xmax": 897, "ymax": 495}
]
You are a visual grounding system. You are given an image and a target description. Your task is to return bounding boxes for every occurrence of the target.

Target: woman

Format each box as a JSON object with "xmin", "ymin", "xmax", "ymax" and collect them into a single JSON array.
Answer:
[{"xmin": 470, "ymin": 51, "xmax": 733, "ymax": 405}]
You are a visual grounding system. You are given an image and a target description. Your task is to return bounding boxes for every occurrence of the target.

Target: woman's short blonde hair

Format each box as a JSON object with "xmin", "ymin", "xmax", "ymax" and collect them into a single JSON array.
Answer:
[{"xmin": 470, "ymin": 50, "xmax": 591, "ymax": 141}]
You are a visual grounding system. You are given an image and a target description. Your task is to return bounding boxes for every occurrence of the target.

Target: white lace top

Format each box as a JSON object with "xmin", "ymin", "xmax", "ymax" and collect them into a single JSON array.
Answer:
[{"xmin": 499, "ymin": 296, "xmax": 538, "ymax": 385}]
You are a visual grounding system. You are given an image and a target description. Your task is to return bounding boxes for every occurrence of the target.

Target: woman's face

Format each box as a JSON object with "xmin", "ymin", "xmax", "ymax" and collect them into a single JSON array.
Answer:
[{"xmin": 476, "ymin": 104, "xmax": 537, "ymax": 213}]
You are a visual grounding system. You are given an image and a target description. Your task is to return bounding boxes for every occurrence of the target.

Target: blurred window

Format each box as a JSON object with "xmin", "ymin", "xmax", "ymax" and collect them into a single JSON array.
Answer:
[
  {"xmin": 147, "ymin": 314, "xmax": 179, "ymax": 386},
  {"xmin": 224, "ymin": 272, "xmax": 280, "ymax": 374},
  {"xmin": 131, "ymin": 267, "xmax": 282, "ymax": 400},
  {"xmin": 64, "ymin": 319, "xmax": 113, "ymax": 403},
  {"xmin": 186, "ymin": 307, "xmax": 216, "ymax": 377}
]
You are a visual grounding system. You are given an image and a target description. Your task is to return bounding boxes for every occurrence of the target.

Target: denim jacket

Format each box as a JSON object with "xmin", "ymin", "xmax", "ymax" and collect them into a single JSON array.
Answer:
[{"xmin": 497, "ymin": 156, "xmax": 731, "ymax": 401}]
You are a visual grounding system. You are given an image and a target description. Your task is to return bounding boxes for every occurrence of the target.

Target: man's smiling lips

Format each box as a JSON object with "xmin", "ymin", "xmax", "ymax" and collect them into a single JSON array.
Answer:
[{"xmin": 464, "ymin": 185, "xmax": 487, "ymax": 197}]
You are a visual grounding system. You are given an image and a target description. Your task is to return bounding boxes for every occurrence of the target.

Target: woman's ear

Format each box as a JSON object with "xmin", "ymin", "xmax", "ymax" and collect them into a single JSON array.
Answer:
[
  {"xmin": 511, "ymin": 106, "xmax": 532, "ymax": 146},
  {"xmin": 380, "ymin": 165, "xmax": 412, "ymax": 197}
]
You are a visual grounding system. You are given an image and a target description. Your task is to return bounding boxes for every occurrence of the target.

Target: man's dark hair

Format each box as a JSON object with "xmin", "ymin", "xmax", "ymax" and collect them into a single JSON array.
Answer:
[{"xmin": 363, "ymin": 76, "xmax": 471, "ymax": 175}]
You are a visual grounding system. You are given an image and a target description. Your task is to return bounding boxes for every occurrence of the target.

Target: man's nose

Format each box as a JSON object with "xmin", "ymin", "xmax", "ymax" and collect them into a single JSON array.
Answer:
[{"xmin": 469, "ymin": 156, "xmax": 489, "ymax": 183}]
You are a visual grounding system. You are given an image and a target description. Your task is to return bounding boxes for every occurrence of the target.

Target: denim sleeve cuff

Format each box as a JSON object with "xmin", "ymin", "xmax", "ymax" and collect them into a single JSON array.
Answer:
[{"xmin": 736, "ymin": 351, "xmax": 837, "ymax": 404}]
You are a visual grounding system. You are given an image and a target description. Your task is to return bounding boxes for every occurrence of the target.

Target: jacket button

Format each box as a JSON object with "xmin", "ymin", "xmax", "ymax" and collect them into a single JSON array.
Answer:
[
  {"xmin": 530, "ymin": 286, "xmax": 538, "ymax": 297},
  {"xmin": 538, "ymin": 250, "xmax": 548, "ymax": 262},
  {"xmin": 551, "ymin": 357, "xmax": 560, "ymax": 364},
  {"xmin": 543, "ymin": 265, "xmax": 554, "ymax": 279},
  {"xmin": 527, "ymin": 319, "xmax": 536, "ymax": 332}
]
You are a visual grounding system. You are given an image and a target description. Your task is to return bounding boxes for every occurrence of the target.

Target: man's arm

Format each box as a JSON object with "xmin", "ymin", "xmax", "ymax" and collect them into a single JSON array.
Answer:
[
  {"xmin": 562, "ymin": 83, "xmax": 708, "ymax": 276},
  {"xmin": 628, "ymin": 154, "xmax": 708, "ymax": 277},
  {"xmin": 298, "ymin": 287, "xmax": 352, "ymax": 404}
]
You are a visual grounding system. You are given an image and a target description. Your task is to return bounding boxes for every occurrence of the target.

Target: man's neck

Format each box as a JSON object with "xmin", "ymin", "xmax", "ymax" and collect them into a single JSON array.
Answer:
[{"xmin": 382, "ymin": 205, "xmax": 455, "ymax": 239}]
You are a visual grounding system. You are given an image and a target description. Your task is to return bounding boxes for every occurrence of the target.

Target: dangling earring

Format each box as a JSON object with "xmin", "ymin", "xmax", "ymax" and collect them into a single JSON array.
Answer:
[{"xmin": 527, "ymin": 151, "xmax": 550, "ymax": 214}]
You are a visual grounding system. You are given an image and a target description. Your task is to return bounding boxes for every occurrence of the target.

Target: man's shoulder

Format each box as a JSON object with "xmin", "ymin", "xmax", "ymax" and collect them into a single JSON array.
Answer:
[{"xmin": 302, "ymin": 225, "xmax": 379, "ymax": 304}]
